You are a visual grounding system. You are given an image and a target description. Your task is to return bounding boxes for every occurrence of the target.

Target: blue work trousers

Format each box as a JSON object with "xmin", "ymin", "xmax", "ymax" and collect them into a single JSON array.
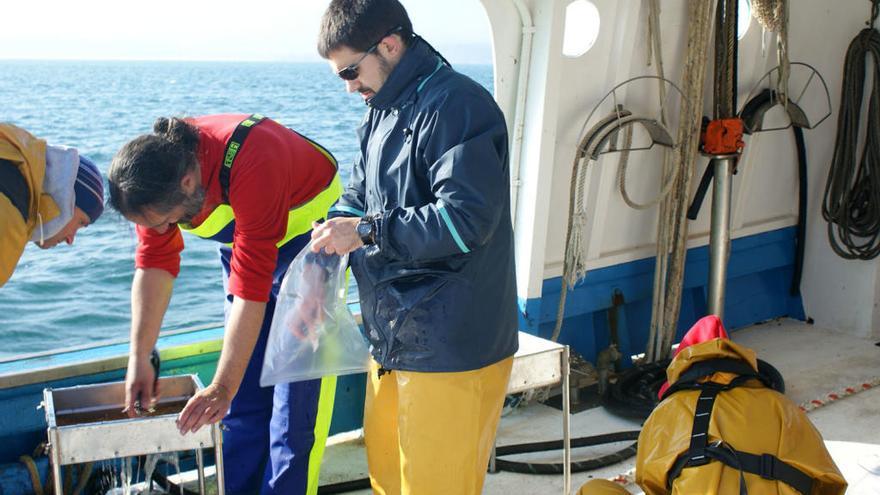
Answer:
[{"xmin": 219, "ymin": 231, "xmax": 334, "ymax": 494}]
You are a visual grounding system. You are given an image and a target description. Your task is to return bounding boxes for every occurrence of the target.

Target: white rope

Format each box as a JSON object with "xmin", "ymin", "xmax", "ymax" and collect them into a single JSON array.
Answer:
[
  {"xmin": 644, "ymin": 0, "xmax": 670, "ymax": 361},
  {"xmin": 647, "ymin": 0, "xmax": 716, "ymax": 362},
  {"xmin": 553, "ymin": 122, "xmax": 603, "ymax": 341},
  {"xmin": 616, "ymin": 1, "xmax": 678, "ymax": 212}
]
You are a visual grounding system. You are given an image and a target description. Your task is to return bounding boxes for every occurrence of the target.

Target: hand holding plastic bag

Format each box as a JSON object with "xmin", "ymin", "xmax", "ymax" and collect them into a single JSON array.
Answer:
[
  {"xmin": 283, "ymin": 260, "xmax": 329, "ymax": 351},
  {"xmin": 260, "ymin": 242, "xmax": 370, "ymax": 386}
]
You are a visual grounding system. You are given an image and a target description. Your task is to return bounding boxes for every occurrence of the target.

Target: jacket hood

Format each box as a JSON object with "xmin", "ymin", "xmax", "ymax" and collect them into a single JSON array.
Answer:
[
  {"xmin": 666, "ymin": 337, "xmax": 759, "ymax": 385},
  {"xmin": 0, "ymin": 123, "xmax": 58, "ymax": 230}
]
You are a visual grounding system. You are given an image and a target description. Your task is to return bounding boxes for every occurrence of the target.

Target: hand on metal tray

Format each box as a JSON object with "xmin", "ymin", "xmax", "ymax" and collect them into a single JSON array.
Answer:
[
  {"xmin": 122, "ymin": 352, "xmax": 160, "ymax": 418},
  {"xmin": 176, "ymin": 382, "xmax": 232, "ymax": 435}
]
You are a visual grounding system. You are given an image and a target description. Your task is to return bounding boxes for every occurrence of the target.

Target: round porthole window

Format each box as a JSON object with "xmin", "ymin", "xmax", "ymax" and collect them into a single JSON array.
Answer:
[
  {"xmin": 562, "ymin": 0, "xmax": 601, "ymax": 58},
  {"xmin": 738, "ymin": 0, "xmax": 752, "ymax": 40}
]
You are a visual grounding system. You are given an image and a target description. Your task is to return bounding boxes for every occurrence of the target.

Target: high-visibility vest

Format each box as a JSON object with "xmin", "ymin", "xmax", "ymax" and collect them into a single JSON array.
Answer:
[{"xmin": 179, "ymin": 115, "xmax": 342, "ymax": 247}]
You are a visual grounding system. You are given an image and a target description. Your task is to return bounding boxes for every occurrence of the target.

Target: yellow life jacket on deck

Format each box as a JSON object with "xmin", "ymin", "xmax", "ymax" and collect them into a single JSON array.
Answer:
[
  {"xmin": 0, "ymin": 124, "xmax": 60, "ymax": 287},
  {"xmin": 178, "ymin": 115, "xmax": 342, "ymax": 247},
  {"xmin": 636, "ymin": 338, "xmax": 847, "ymax": 495}
]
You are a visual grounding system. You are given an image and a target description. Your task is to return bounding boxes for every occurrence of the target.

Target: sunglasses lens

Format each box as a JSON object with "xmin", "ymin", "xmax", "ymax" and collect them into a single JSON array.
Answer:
[{"xmin": 338, "ymin": 67, "xmax": 357, "ymax": 81}]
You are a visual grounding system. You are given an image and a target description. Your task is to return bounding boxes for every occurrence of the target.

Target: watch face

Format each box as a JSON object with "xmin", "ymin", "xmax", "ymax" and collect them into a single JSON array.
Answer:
[{"xmin": 357, "ymin": 219, "xmax": 373, "ymax": 244}]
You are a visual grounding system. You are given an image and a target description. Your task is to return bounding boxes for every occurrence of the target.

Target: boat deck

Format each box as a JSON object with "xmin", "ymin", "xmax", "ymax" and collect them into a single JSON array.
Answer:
[{"xmin": 318, "ymin": 318, "xmax": 880, "ymax": 494}]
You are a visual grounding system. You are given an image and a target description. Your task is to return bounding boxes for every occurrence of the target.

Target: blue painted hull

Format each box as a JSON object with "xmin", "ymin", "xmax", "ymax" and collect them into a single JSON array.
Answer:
[{"xmin": 518, "ymin": 227, "xmax": 805, "ymax": 365}]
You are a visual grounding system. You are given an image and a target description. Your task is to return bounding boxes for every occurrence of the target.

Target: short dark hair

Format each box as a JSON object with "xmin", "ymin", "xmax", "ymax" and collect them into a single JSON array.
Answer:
[
  {"xmin": 318, "ymin": 0, "xmax": 414, "ymax": 58},
  {"xmin": 108, "ymin": 117, "xmax": 199, "ymax": 217}
]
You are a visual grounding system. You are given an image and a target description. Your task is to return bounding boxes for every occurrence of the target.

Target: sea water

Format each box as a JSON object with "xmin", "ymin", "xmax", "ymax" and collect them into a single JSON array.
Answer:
[{"xmin": 0, "ymin": 60, "xmax": 492, "ymax": 359}]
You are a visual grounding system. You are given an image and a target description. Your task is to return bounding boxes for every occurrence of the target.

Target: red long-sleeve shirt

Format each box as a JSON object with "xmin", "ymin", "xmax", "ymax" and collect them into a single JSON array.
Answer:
[{"xmin": 134, "ymin": 114, "xmax": 336, "ymax": 302}]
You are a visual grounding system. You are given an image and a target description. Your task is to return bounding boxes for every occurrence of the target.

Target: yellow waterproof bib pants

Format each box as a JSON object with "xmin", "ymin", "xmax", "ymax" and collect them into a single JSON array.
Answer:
[{"xmin": 364, "ymin": 356, "xmax": 514, "ymax": 495}]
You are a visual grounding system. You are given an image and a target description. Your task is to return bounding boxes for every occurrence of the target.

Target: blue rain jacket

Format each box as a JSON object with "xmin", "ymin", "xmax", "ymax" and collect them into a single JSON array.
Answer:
[{"xmin": 329, "ymin": 38, "xmax": 518, "ymax": 372}]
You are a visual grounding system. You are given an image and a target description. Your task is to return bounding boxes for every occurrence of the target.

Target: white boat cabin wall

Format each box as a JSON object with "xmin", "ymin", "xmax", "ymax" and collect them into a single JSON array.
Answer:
[{"xmin": 481, "ymin": 0, "xmax": 880, "ymax": 364}]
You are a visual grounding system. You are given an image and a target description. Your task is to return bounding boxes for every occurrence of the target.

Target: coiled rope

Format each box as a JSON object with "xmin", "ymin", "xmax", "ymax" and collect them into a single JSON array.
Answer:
[{"xmin": 822, "ymin": 19, "xmax": 880, "ymax": 259}]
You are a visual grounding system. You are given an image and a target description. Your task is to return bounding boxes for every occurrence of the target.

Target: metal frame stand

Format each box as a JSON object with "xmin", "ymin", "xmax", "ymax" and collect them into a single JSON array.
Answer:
[
  {"xmin": 213, "ymin": 423, "xmax": 226, "ymax": 495},
  {"xmin": 49, "ymin": 431, "xmax": 225, "ymax": 495},
  {"xmin": 43, "ymin": 376, "xmax": 226, "ymax": 494},
  {"xmin": 49, "ymin": 428, "xmax": 63, "ymax": 495},
  {"xmin": 562, "ymin": 346, "xmax": 571, "ymax": 494}
]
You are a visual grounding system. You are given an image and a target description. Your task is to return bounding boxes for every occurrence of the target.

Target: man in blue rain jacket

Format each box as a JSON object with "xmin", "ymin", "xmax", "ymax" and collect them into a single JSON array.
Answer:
[{"xmin": 312, "ymin": 1, "xmax": 518, "ymax": 492}]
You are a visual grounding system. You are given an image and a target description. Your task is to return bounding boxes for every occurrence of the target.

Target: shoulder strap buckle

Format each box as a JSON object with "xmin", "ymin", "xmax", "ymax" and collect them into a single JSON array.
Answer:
[
  {"xmin": 688, "ymin": 448, "xmax": 711, "ymax": 467},
  {"xmin": 759, "ymin": 453, "xmax": 777, "ymax": 480}
]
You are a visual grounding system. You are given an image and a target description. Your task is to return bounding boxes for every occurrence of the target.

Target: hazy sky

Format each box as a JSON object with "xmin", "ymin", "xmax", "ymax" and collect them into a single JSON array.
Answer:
[{"xmin": 0, "ymin": 0, "xmax": 494, "ymax": 64}]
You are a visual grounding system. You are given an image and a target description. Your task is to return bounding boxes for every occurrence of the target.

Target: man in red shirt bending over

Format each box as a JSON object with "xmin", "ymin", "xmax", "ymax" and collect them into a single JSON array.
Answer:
[{"xmin": 108, "ymin": 114, "xmax": 341, "ymax": 495}]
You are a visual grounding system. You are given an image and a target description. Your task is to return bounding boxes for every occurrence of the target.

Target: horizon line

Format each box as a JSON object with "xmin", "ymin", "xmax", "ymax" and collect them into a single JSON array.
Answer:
[{"xmin": 0, "ymin": 57, "xmax": 494, "ymax": 65}]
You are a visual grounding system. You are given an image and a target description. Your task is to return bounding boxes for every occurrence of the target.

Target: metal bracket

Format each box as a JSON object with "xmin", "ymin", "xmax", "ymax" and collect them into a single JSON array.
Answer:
[
  {"xmin": 738, "ymin": 62, "xmax": 832, "ymax": 133},
  {"xmin": 578, "ymin": 75, "xmax": 687, "ymax": 156}
]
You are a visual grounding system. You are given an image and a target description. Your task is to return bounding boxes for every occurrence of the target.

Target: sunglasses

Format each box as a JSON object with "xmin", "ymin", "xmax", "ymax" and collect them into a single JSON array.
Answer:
[{"xmin": 337, "ymin": 26, "xmax": 404, "ymax": 81}]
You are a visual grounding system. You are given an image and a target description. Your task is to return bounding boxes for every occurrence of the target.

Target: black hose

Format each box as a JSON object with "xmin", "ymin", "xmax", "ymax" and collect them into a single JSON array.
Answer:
[
  {"xmin": 792, "ymin": 124, "xmax": 807, "ymax": 295},
  {"xmin": 603, "ymin": 358, "xmax": 785, "ymax": 421},
  {"xmin": 823, "ymin": 27, "xmax": 880, "ymax": 259},
  {"xmin": 602, "ymin": 360, "xmax": 669, "ymax": 420},
  {"xmin": 318, "ymin": 478, "xmax": 373, "ymax": 494},
  {"xmin": 315, "ymin": 431, "xmax": 643, "ymax": 491},
  {"xmin": 493, "ymin": 430, "xmax": 640, "ymax": 475},
  {"xmin": 151, "ymin": 465, "xmax": 201, "ymax": 495},
  {"xmin": 687, "ymin": 157, "xmax": 716, "ymax": 221},
  {"xmin": 740, "ymin": 88, "xmax": 809, "ymax": 296}
]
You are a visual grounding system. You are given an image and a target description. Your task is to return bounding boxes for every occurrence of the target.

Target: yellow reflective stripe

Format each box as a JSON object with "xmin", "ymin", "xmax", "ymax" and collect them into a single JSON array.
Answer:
[
  {"xmin": 181, "ymin": 136, "xmax": 341, "ymax": 246},
  {"xmin": 276, "ymin": 174, "xmax": 342, "ymax": 247},
  {"xmin": 180, "ymin": 174, "xmax": 342, "ymax": 247},
  {"xmin": 179, "ymin": 204, "xmax": 233, "ymax": 239},
  {"xmin": 306, "ymin": 375, "xmax": 337, "ymax": 495}
]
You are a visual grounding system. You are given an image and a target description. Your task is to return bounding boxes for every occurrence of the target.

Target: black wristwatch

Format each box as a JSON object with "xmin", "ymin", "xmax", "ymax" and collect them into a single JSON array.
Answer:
[{"xmin": 356, "ymin": 215, "xmax": 377, "ymax": 246}]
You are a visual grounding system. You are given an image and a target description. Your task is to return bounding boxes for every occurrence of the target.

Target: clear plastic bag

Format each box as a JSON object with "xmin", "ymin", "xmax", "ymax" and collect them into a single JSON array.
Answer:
[{"xmin": 260, "ymin": 243, "xmax": 370, "ymax": 386}]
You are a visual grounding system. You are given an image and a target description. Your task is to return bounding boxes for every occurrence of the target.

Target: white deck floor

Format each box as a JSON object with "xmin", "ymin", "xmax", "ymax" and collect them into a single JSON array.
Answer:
[{"xmin": 318, "ymin": 318, "xmax": 880, "ymax": 494}]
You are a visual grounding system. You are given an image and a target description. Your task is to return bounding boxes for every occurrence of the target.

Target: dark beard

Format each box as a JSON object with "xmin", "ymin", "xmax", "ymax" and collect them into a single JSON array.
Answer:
[
  {"xmin": 178, "ymin": 185, "xmax": 206, "ymax": 224},
  {"xmin": 361, "ymin": 54, "xmax": 395, "ymax": 97}
]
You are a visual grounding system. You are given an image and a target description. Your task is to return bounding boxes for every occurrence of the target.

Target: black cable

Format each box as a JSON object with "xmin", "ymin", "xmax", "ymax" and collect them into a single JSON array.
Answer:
[
  {"xmin": 823, "ymin": 27, "xmax": 880, "ymax": 259},
  {"xmin": 714, "ymin": 0, "xmax": 739, "ymax": 119}
]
